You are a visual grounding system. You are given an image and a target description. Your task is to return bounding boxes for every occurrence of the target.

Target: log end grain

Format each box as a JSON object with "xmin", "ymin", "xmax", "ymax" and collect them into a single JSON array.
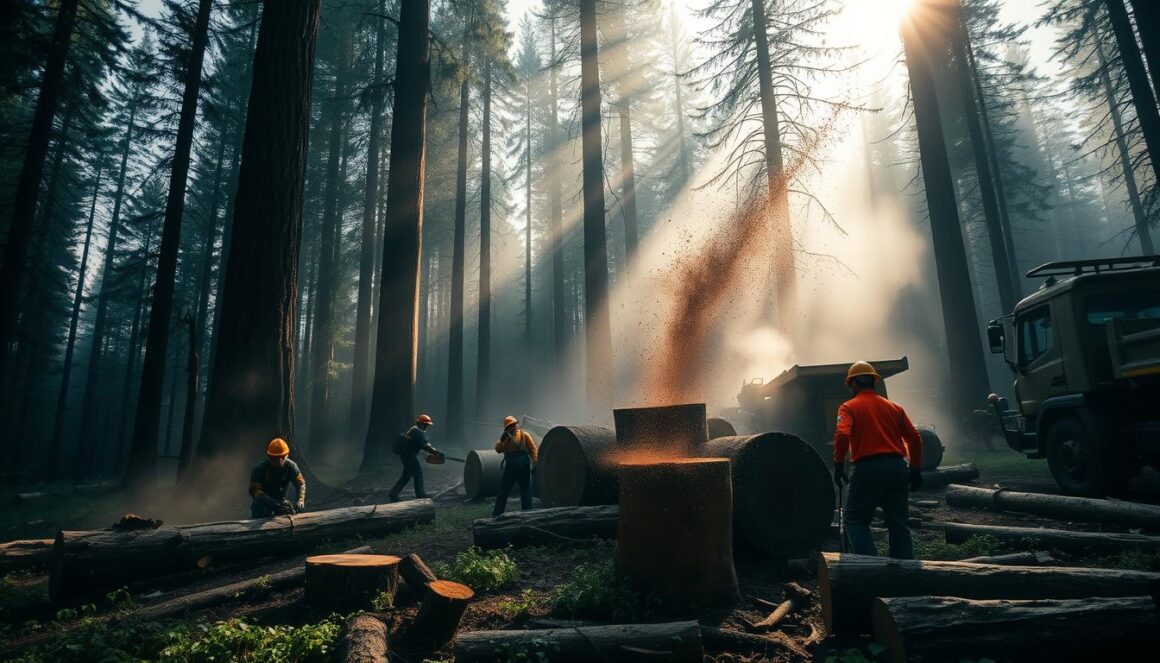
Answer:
[{"xmin": 412, "ymin": 580, "xmax": 474, "ymax": 647}]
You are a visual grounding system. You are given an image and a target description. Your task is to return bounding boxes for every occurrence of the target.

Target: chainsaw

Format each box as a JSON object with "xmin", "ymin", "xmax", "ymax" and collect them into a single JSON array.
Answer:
[{"xmin": 425, "ymin": 452, "xmax": 466, "ymax": 465}]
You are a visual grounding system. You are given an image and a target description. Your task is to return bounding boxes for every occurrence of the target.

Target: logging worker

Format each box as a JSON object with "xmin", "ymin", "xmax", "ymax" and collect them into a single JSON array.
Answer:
[
  {"xmin": 832, "ymin": 361, "xmax": 923, "ymax": 559},
  {"xmin": 492, "ymin": 416, "xmax": 539, "ymax": 517},
  {"xmin": 389, "ymin": 414, "xmax": 442, "ymax": 502},
  {"xmin": 250, "ymin": 438, "xmax": 306, "ymax": 518}
]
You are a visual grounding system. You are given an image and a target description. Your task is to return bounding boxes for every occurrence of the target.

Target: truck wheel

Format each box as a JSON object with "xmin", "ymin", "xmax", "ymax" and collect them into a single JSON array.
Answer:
[{"xmin": 1046, "ymin": 417, "xmax": 1106, "ymax": 497}]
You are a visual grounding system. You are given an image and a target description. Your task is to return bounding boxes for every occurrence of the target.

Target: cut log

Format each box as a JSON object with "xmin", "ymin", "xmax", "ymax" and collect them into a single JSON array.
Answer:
[
  {"xmin": 342, "ymin": 613, "xmax": 390, "ymax": 663},
  {"xmin": 613, "ymin": 403, "xmax": 708, "ymax": 457},
  {"xmin": 706, "ymin": 417, "xmax": 737, "ymax": 439},
  {"xmin": 411, "ymin": 579, "xmax": 473, "ymax": 647},
  {"xmin": 463, "ymin": 450, "xmax": 503, "ymax": 499},
  {"xmin": 536, "ymin": 425, "xmax": 618, "ymax": 507},
  {"xmin": 872, "ymin": 595, "xmax": 1157, "ymax": 663},
  {"xmin": 0, "ymin": 539, "xmax": 53, "ymax": 574},
  {"xmin": 697, "ymin": 433, "xmax": 833, "ymax": 557},
  {"xmin": 50, "ymin": 499, "xmax": 434, "ymax": 601},
  {"xmin": 917, "ymin": 427, "xmax": 944, "ymax": 470},
  {"xmin": 472, "ymin": 505, "xmax": 618, "ymax": 549},
  {"xmin": 917, "ymin": 463, "xmax": 978, "ymax": 490},
  {"xmin": 945, "ymin": 484, "xmax": 1160, "ymax": 531},
  {"xmin": 304, "ymin": 554, "xmax": 401, "ymax": 612},
  {"xmin": 959, "ymin": 551, "xmax": 1055, "ymax": 566},
  {"xmin": 818, "ymin": 551, "xmax": 1160, "ymax": 635},
  {"xmin": 617, "ymin": 458, "xmax": 739, "ymax": 606},
  {"xmin": 454, "ymin": 621, "xmax": 703, "ymax": 662},
  {"xmin": 748, "ymin": 582, "xmax": 811, "ymax": 631},
  {"xmin": 398, "ymin": 553, "xmax": 437, "ymax": 600},
  {"xmin": 944, "ymin": 521, "xmax": 1160, "ymax": 554}
]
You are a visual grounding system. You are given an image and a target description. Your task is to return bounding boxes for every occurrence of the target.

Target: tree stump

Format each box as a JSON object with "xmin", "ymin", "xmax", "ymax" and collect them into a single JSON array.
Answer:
[
  {"xmin": 617, "ymin": 457, "xmax": 739, "ymax": 606},
  {"xmin": 398, "ymin": 552, "xmax": 437, "ymax": 600},
  {"xmin": 304, "ymin": 554, "xmax": 401, "ymax": 613},
  {"xmin": 411, "ymin": 579, "xmax": 474, "ymax": 647},
  {"xmin": 613, "ymin": 403, "xmax": 708, "ymax": 457}
]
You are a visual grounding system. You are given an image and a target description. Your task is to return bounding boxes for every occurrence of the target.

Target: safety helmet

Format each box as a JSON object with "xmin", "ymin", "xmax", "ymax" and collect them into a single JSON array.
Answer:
[
  {"xmin": 845, "ymin": 361, "xmax": 882, "ymax": 387},
  {"xmin": 267, "ymin": 437, "xmax": 290, "ymax": 457},
  {"xmin": 503, "ymin": 415, "xmax": 518, "ymax": 429},
  {"xmin": 416, "ymin": 414, "xmax": 434, "ymax": 426}
]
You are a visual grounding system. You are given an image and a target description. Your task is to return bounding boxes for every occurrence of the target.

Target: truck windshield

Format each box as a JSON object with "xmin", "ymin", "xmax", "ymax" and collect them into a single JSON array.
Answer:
[{"xmin": 1085, "ymin": 292, "xmax": 1160, "ymax": 325}]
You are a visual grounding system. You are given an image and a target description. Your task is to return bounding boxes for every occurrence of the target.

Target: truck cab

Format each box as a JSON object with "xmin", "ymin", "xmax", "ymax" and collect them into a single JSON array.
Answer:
[{"xmin": 987, "ymin": 257, "xmax": 1160, "ymax": 496}]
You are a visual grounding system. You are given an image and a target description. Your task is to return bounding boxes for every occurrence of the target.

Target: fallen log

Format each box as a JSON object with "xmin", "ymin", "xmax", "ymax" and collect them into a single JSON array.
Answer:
[
  {"xmin": 0, "ymin": 539, "xmax": 53, "ymax": 574},
  {"xmin": 872, "ymin": 595, "xmax": 1157, "ymax": 663},
  {"xmin": 748, "ymin": 582, "xmax": 811, "ymax": 631},
  {"xmin": 454, "ymin": 621, "xmax": 703, "ymax": 662},
  {"xmin": 917, "ymin": 463, "xmax": 979, "ymax": 490},
  {"xmin": 464, "ymin": 450, "xmax": 503, "ymax": 499},
  {"xmin": 342, "ymin": 613, "xmax": 390, "ymax": 663},
  {"xmin": 305, "ymin": 554, "xmax": 400, "ymax": 612},
  {"xmin": 398, "ymin": 553, "xmax": 437, "ymax": 600},
  {"xmin": 944, "ymin": 521, "xmax": 1160, "ymax": 554},
  {"xmin": 472, "ymin": 505, "xmax": 618, "ymax": 549},
  {"xmin": 536, "ymin": 426, "xmax": 618, "ymax": 507},
  {"xmin": 411, "ymin": 579, "xmax": 473, "ymax": 647},
  {"xmin": 50, "ymin": 499, "xmax": 434, "ymax": 601},
  {"xmin": 818, "ymin": 551, "xmax": 1160, "ymax": 635},
  {"xmin": 945, "ymin": 484, "xmax": 1160, "ymax": 531},
  {"xmin": 959, "ymin": 551, "xmax": 1056, "ymax": 566}
]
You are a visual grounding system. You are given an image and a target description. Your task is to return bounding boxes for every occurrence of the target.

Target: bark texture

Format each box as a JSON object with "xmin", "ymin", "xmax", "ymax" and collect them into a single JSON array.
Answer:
[
  {"xmin": 472, "ymin": 505, "xmax": 619, "ymax": 549},
  {"xmin": 536, "ymin": 425, "xmax": 618, "ymax": 507},
  {"xmin": 946, "ymin": 484, "xmax": 1160, "ymax": 530},
  {"xmin": 453, "ymin": 621, "xmax": 703, "ymax": 662},
  {"xmin": 944, "ymin": 521, "xmax": 1160, "ymax": 554}
]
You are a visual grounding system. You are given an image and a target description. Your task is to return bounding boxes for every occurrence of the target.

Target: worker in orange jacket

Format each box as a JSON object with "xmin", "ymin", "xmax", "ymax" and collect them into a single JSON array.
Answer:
[
  {"xmin": 492, "ymin": 416, "xmax": 538, "ymax": 517},
  {"xmin": 833, "ymin": 361, "xmax": 923, "ymax": 559}
]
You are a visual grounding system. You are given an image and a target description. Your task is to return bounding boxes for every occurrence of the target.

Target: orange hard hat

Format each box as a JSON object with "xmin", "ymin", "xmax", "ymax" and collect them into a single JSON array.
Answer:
[
  {"xmin": 266, "ymin": 438, "xmax": 290, "ymax": 457},
  {"xmin": 503, "ymin": 415, "xmax": 518, "ymax": 428},
  {"xmin": 416, "ymin": 414, "xmax": 434, "ymax": 426},
  {"xmin": 845, "ymin": 361, "xmax": 882, "ymax": 386}
]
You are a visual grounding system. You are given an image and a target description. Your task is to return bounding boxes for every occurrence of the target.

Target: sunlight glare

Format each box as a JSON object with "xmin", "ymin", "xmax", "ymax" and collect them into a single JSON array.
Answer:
[{"xmin": 838, "ymin": 0, "xmax": 918, "ymax": 54}]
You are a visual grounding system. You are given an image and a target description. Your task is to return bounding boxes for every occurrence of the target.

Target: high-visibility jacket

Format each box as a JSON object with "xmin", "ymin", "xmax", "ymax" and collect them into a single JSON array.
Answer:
[
  {"xmin": 495, "ymin": 429, "xmax": 538, "ymax": 463},
  {"xmin": 833, "ymin": 390, "xmax": 922, "ymax": 468},
  {"xmin": 249, "ymin": 458, "xmax": 306, "ymax": 504}
]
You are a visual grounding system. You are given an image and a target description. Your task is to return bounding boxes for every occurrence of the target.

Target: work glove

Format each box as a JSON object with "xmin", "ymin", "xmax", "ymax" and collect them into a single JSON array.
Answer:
[
  {"xmin": 257, "ymin": 493, "xmax": 279, "ymax": 510},
  {"xmin": 833, "ymin": 463, "xmax": 847, "ymax": 487},
  {"xmin": 909, "ymin": 468, "xmax": 923, "ymax": 492},
  {"xmin": 295, "ymin": 500, "xmax": 305, "ymax": 513},
  {"xmin": 275, "ymin": 500, "xmax": 295, "ymax": 516}
]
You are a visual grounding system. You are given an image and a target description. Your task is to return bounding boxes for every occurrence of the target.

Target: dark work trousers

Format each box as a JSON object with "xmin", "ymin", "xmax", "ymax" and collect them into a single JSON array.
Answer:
[
  {"xmin": 251, "ymin": 499, "xmax": 276, "ymax": 518},
  {"xmin": 389, "ymin": 454, "xmax": 426, "ymax": 499},
  {"xmin": 843, "ymin": 454, "xmax": 913, "ymax": 559},
  {"xmin": 492, "ymin": 453, "xmax": 532, "ymax": 517}
]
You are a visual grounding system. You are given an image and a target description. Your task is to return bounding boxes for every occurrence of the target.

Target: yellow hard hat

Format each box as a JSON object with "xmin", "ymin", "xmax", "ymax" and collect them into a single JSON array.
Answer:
[
  {"xmin": 266, "ymin": 438, "xmax": 290, "ymax": 457},
  {"xmin": 845, "ymin": 361, "xmax": 882, "ymax": 386},
  {"xmin": 503, "ymin": 415, "xmax": 518, "ymax": 428}
]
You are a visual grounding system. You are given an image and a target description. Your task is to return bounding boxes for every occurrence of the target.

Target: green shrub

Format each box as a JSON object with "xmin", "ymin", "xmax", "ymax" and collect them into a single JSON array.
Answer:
[
  {"xmin": 158, "ymin": 618, "xmax": 342, "ymax": 662},
  {"xmin": 551, "ymin": 560, "xmax": 660, "ymax": 621},
  {"xmin": 433, "ymin": 547, "xmax": 519, "ymax": 593},
  {"xmin": 497, "ymin": 589, "xmax": 541, "ymax": 621}
]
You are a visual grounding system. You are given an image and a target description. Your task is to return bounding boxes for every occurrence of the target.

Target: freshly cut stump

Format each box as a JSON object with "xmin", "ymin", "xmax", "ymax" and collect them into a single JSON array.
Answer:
[
  {"xmin": 706, "ymin": 417, "xmax": 737, "ymax": 439},
  {"xmin": 917, "ymin": 427, "xmax": 943, "ymax": 470},
  {"xmin": 872, "ymin": 595, "xmax": 1157, "ymax": 663},
  {"xmin": 536, "ymin": 425, "xmax": 618, "ymax": 507},
  {"xmin": 453, "ymin": 621, "xmax": 703, "ymax": 662},
  {"xmin": 304, "ymin": 554, "xmax": 401, "ymax": 613},
  {"xmin": 398, "ymin": 553, "xmax": 437, "ymax": 600},
  {"xmin": 463, "ymin": 450, "xmax": 503, "ymax": 499},
  {"xmin": 617, "ymin": 458, "xmax": 739, "ymax": 606},
  {"xmin": 613, "ymin": 403, "xmax": 708, "ymax": 457},
  {"xmin": 342, "ymin": 613, "xmax": 390, "ymax": 663},
  {"xmin": 698, "ymin": 433, "xmax": 833, "ymax": 557},
  {"xmin": 412, "ymin": 579, "xmax": 474, "ymax": 647}
]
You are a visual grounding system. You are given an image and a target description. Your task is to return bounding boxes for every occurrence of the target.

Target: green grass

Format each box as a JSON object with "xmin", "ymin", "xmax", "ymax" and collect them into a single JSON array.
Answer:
[
  {"xmin": 878, "ymin": 534, "xmax": 1005, "ymax": 560},
  {"xmin": 384, "ymin": 501, "xmax": 491, "ymax": 552},
  {"xmin": 940, "ymin": 448, "xmax": 1051, "ymax": 479},
  {"xmin": 551, "ymin": 560, "xmax": 662, "ymax": 622}
]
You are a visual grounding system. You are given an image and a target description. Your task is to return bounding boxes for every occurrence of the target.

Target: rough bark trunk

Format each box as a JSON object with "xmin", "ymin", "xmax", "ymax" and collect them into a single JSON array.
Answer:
[
  {"xmin": 944, "ymin": 521, "xmax": 1160, "ymax": 554},
  {"xmin": 818, "ymin": 551, "xmax": 1160, "ymax": 635},
  {"xmin": 1132, "ymin": 0, "xmax": 1160, "ymax": 94},
  {"xmin": 363, "ymin": 0, "xmax": 430, "ymax": 458},
  {"xmin": 304, "ymin": 553, "xmax": 401, "ymax": 612},
  {"xmin": 342, "ymin": 613, "xmax": 390, "ymax": 663},
  {"xmin": 127, "ymin": 0, "xmax": 215, "ymax": 484},
  {"xmin": 0, "ymin": 0, "xmax": 79, "ymax": 379},
  {"xmin": 446, "ymin": 15, "xmax": 472, "ymax": 445},
  {"xmin": 177, "ymin": 312, "xmax": 198, "ymax": 477},
  {"xmin": 476, "ymin": 62, "xmax": 493, "ymax": 420},
  {"xmin": 1106, "ymin": 0, "xmax": 1160, "ymax": 188},
  {"xmin": 901, "ymin": 1, "xmax": 992, "ymax": 421},
  {"xmin": 50, "ymin": 500, "xmax": 433, "ymax": 601},
  {"xmin": 472, "ymin": 505, "xmax": 619, "ymax": 549},
  {"xmin": 411, "ymin": 579, "xmax": 473, "ymax": 648},
  {"xmin": 547, "ymin": 17, "xmax": 566, "ymax": 372},
  {"xmin": 399, "ymin": 552, "xmax": 438, "ymax": 599},
  {"xmin": 959, "ymin": 551, "xmax": 1055, "ymax": 565},
  {"xmin": 872, "ymin": 595, "xmax": 1157, "ymax": 663},
  {"xmin": 0, "ymin": 539, "xmax": 53, "ymax": 574},
  {"xmin": 918, "ymin": 462, "xmax": 979, "ymax": 490},
  {"xmin": 946, "ymin": 484, "xmax": 1160, "ymax": 530},
  {"xmin": 579, "ymin": 0, "xmax": 613, "ymax": 415},
  {"xmin": 524, "ymin": 80, "xmax": 533, "ymax": 356},
  {"xmin": 453, "ymin": 621, "xmax": 703, "ymax": 662},
  {"xmin": 618, "ymin": 105, "xmax": 639, "ymax": 273}
]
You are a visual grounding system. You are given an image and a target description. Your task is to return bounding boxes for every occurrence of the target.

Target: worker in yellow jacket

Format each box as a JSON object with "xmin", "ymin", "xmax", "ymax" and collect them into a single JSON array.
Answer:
[{"xmin": 492, "ymin": 416, "xmax": 538, "ymax": 516}]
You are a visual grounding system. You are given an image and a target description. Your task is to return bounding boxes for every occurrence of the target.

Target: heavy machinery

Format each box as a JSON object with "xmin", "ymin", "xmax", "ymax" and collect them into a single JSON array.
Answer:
[
  {"xmin": 986, "ymin": 257, "xmax": 1160, "ymax": 496},
  {"xmin": 737, "ymin": 356, "xmax": 944, "ymax": 469}
]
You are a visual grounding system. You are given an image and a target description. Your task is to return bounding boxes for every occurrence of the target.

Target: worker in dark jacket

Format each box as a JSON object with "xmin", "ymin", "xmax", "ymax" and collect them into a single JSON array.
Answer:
[
  {"xmin": 492, "ymin": 416, "xmax": 539, "ymax": 517},
  {"xmin": 389, "ymin": 414, "xmax": 441, "ymax": 502},
  {"xmin": 833, "ymin": 361, "xmax": 923, "ymax": 559},
  {"xmin": 250, "ymin": 438, "xmax": 306, "ymax": 518}
]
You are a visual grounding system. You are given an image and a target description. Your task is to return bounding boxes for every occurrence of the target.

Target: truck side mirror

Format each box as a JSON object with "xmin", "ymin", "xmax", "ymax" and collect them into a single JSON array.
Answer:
[{"xmin": 986, "ymin": 321, "xmax": 1005, "ymax": 354}]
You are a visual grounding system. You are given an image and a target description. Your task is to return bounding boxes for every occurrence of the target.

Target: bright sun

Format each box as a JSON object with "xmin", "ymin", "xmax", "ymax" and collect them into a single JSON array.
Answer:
[{"xmin": 837, "ymin": 0, "xmax": 918, "ymax": 53}]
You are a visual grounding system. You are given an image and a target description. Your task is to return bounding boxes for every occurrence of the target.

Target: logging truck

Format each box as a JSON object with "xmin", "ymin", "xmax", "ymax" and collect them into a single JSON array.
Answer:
[{"xmin": 986, "ymin": 256, "xmax": 1160, "ymax": 497}]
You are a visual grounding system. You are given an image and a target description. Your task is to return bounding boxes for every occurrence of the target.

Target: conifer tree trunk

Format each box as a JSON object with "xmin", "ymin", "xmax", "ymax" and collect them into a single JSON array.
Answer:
[
  {"xmin": 524, "ymin": 80, "xmax": 533, "ymax": 353},
  {"xmin": 447, "ymin": 13, "xmax": 472, "ymax": 444},
  {"xmin": 1128, "ymin": 0, "xmax": 1159, "ymax": 97},
  {"xmin": 197, "ymin": 0, "xmax": 322, "ymax": 480},
  {"xmin": 1105, "ymin": 0, "xmax": 1160, "ymax": 188},
  {"xmin": 477, "ymin": 62, "xmax": 493, "ymax": 421},
  {"xmin": 352, "ymin": 0, "xmax": 388, "ymax": 453},
  {"xmin": 127, "ymin": 0, "xmax": 215, "ymax": 484},
  {"xmin": 0, "ymin": 0, "xmax": 79, "ymax": 380},
  {"xmin": 614, "ymin": 7, "xmax": 639, "ymax": 273},
  {"xmin": 579, "ymin": 0, "xmax": 613, "ymax": 414},
  {"xmin": 902, "ymin": 0, "xmax": 991, "ymax": 423},
  {"xmin": 362, "ymin": 0, "xmax": 430, "ymax": 471},
  {"xmin": 548, "ymin": 16, "xmax": 566, "ymax": 373}
]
